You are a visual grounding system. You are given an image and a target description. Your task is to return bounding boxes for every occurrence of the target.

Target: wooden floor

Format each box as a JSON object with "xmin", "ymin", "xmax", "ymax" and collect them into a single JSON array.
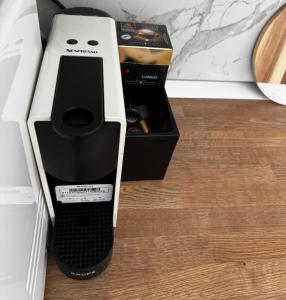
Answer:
[{"xmin": 45, "ymin": 99, "xmax": 286, "ymax": 300}]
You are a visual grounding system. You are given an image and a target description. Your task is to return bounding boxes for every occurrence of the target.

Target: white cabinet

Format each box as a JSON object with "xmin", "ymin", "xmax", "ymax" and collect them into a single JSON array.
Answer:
[{"xmin": 0, "ymin": 0, "xmax": 48, "ymax": 299}]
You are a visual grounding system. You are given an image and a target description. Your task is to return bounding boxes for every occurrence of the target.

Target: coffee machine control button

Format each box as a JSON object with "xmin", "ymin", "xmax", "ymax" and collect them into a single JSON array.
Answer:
[
  {"xmin": 88, "ymin": 40, "xmax": 98, "ymax": 46},
  {"xmin": 66, "ymin": 39, "xmax": 78, "ymax": 45}
]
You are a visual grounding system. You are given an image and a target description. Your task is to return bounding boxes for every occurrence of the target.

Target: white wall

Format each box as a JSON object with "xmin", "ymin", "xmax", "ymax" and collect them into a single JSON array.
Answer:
[{"xmin": 62, "ymin": 0, "xmax": 286, "ymax": 83}]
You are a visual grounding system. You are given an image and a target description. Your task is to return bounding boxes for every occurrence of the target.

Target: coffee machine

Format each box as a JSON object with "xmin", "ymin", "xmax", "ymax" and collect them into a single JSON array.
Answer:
[{"xmin": 28, "ymin": 9, "xmax": 126, "ymax": 279}]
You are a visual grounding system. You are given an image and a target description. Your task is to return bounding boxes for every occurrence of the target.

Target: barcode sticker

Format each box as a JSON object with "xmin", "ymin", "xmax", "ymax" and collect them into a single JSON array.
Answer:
[{"xmin": 55, "ymin": 184, "xmax": 113, "ymax": 203}]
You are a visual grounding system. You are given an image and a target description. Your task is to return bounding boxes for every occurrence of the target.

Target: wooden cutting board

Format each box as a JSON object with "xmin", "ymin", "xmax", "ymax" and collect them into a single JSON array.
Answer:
[
  {"xmin": 252, "ymin": 4, "xmax": 286, "ymax": 105},
  {"xmin": 253, "ymin": 4, "xmax": 286, "ymax": 84}
]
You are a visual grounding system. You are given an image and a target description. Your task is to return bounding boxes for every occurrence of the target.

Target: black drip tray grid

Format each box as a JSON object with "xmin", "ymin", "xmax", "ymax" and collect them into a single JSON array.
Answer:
[{"xmin": 53, "ymin": 202, "xmax": 113, "ymax": 279}]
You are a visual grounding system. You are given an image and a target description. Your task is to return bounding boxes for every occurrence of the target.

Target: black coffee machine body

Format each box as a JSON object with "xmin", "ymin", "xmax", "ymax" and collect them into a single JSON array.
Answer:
[{"xmin": 28, "ymin": 12, "xmax": 126, "ymax": 279}]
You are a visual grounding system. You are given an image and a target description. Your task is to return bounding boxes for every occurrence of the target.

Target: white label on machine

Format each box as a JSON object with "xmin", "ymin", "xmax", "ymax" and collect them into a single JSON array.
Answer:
[{"xmin": 55, "ymin": 184, "xmax": 113, "ymax": 203}]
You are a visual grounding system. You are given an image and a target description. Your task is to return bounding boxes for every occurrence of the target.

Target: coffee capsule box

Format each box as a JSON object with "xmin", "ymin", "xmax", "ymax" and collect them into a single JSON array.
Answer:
[{"xmin": 117, "ymin": 21, "xmax": 173, "ymax": 87}]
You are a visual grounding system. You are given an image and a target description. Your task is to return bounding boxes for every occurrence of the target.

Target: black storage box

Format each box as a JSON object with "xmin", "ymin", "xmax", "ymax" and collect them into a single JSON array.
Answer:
[{"xmin": 122, "ymin": 86, "xmax": 179, "ymax": 181}]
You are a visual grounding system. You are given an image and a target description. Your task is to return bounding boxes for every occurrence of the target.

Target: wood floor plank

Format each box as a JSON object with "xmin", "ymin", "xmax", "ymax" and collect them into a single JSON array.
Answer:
[
  {"xmin": 45, "ymin": 99, "xmax": 286, "ymax": 299},
  {"xmin": 116, "ymin": 206, "xmax": 286, "ymax": 238},
  {"xmin": 120, "ymin": 182, "xmax": 286, "ymax": 209}
]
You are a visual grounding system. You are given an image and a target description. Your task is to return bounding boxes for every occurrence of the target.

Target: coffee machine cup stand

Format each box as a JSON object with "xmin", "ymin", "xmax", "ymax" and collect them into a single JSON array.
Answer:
[{"xmin": 28, "ymin": 9, "xmax": 126, "ymax": 279}]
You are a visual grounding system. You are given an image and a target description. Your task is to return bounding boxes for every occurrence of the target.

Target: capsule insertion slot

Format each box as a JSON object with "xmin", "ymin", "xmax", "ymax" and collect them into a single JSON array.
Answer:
[{"xmin": 52, "ymin": 55, "xmax": 104, "ymax": 136}]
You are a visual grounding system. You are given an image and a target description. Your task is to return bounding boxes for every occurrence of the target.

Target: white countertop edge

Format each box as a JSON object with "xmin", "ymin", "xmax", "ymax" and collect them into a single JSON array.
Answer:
[{"xmin": 166, "ymin": 79, "xmax": 269, "ymax": 100}]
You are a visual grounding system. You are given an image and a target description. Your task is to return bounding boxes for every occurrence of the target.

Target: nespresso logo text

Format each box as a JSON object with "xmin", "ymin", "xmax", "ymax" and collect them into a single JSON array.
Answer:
[
  {"xmin": 141, "ymin": 75, "xmax": 158, "ymax": 79},
  {"xmin": 66, "ymin": 49, "xmax": 98, "ymax": 54}
]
